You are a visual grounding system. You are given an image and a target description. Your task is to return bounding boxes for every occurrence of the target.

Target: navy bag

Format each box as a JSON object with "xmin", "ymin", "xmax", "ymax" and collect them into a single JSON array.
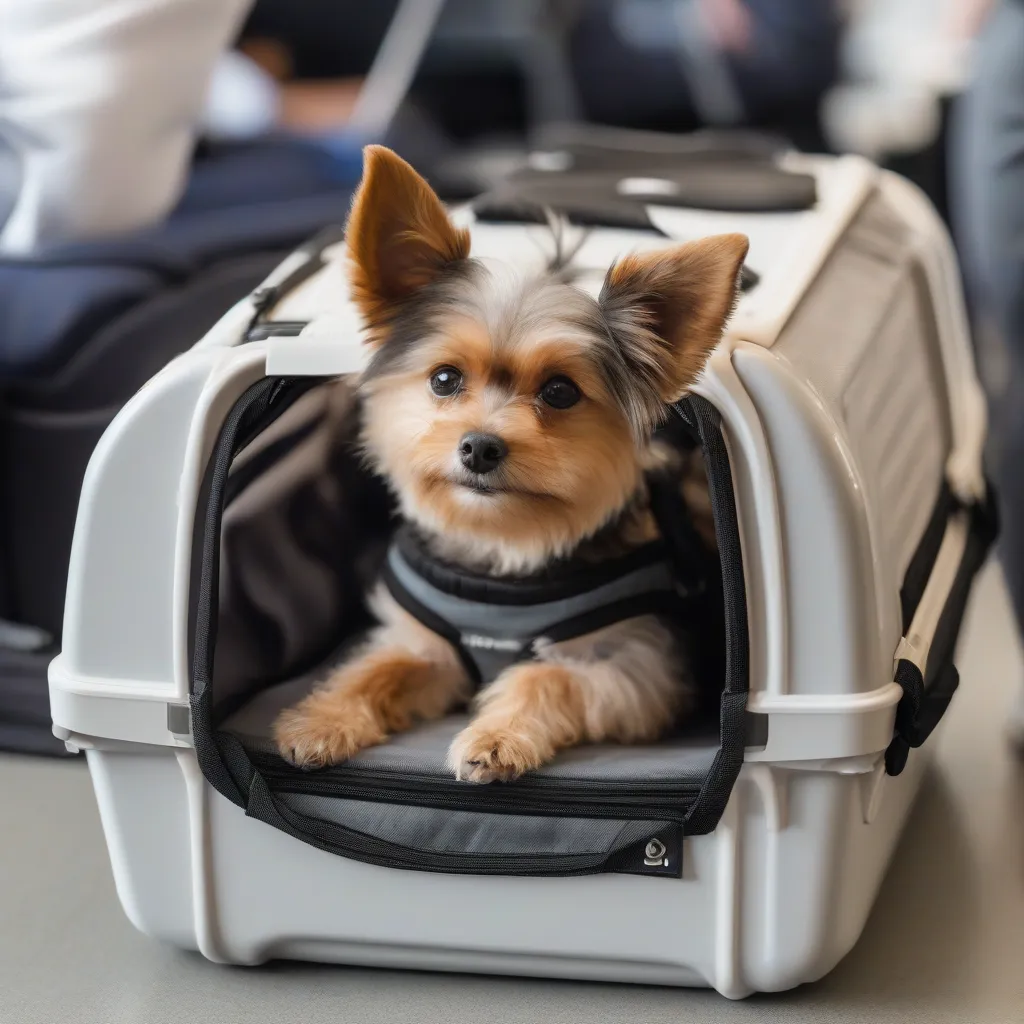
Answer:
[{"xmin": 0, "ymin": 137, "xmax": 359, "ymax": 754}]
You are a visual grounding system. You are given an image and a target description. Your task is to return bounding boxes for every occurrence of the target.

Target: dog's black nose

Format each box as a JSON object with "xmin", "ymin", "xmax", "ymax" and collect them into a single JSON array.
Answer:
[{"xmin": 459, "ymin": 432, "xmax": 507, "ymax": 475}]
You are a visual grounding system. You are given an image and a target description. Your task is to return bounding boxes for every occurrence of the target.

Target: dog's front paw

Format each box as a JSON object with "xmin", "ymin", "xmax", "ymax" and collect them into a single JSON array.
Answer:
[
  {"xmin": 273, "ymin": 699, "xmax": 387, "ymax": 769},
  {"xmin": 448, "ymin": 721, "xmax": 552, "ymax": 783}
]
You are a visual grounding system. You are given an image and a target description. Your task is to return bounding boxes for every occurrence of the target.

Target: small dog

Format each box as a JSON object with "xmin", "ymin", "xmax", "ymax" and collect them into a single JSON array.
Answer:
[{"xmin": 273, "ymin": 146, "xmax": 748, "ymax": 782}]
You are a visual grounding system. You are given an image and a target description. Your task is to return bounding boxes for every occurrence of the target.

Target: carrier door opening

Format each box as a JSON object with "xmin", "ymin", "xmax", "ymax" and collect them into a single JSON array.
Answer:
[{"xmin": 187, "ymin": 379, "xmax": 749, "ymax": 875}]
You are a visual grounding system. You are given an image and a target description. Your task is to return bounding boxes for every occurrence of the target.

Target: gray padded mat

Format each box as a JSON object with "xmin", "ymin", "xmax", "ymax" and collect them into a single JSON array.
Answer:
[{"xmin": 223, "ymin": 670, "xmax": 720, "ymax": 785}]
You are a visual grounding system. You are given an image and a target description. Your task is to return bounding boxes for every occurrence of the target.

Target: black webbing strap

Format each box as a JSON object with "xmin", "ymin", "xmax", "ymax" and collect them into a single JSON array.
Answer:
[
  {"xmin": 885, "ymin": 659, "xmax": 961, "ymax": 776},
  {"xmin": 900, "ymin": 481, "xmax": 956, "ymax": 631},
  {"xmin": 885, "ymin": 487, "xmax": 998, "ymax": 775},
  {"xmin": 245, "ymin": 223, "xmax": 346, "ymax": 338}
]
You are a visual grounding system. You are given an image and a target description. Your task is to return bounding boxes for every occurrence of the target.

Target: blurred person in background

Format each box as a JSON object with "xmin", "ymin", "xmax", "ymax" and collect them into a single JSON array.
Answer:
[
  {"xmin": 0, "ymin": 0, "xmax": 848, "ymax": 255},
  {"xmin": 822, "ymin": 0, "xmax": 989, "ymax": 221},
  {"xmin": 0, "ymin": 0, "xmax": 253, "ymax": 253},
  {"xmin": 950, "ymin": 0, "xmax": 1024, "ymax": 744},
  {"xmin": 0, "ymin": 0, "xmax": 425, "ymax": 254}
]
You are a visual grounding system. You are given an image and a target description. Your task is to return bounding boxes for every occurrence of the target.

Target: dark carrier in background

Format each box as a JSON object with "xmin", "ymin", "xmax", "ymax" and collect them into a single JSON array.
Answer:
[{"xmin": 0, "ymin": 139, "xmax": 359, "ymax": 755}]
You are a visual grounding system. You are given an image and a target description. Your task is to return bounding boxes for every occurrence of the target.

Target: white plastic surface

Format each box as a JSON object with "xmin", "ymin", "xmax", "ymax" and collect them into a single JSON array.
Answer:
[
  {"xmin": 49, "ymin": 154, "xmax": 984, "ymax": 996},
  {"xmin": 83, "ymin": 743, "xmax": 931, "ymax": 998}
]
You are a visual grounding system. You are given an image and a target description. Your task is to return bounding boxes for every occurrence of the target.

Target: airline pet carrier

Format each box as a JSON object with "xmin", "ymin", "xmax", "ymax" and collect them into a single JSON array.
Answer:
[{"xmin": 49, "ymin": 144, "xmax": 994, "ymax": 998}]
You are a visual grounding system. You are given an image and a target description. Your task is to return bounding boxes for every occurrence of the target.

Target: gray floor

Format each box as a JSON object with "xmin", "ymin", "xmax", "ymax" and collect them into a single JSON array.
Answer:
[{"xmin": 2, "ymin": 562, "xmax": 1023, "ymax": 1024}]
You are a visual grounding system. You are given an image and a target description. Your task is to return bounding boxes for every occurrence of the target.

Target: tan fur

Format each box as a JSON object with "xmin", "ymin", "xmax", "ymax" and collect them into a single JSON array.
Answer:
[
  {"xmin": 602, "ymin": 233, "xmax": 749, "ymax": 405},
  {"xmin": 360, "ymin": 328, "xmax": 642, "ymax": 575},
  {"xmin": 448, "ymin": 616, "xmax": 687, "ymax": 782},
  {"xmin": 346, "ymin": 145, "xmax": 469, "ymax": 340},
  {"xmin": 275, "ymin": 146, "xmax": 739, "ymax": 776},
  {"xmin": 274, "ymin": 586, "xmax": 469, "ymax": 768},
  {"xmin": 449, "ymin": 662, "xmax": 585, "ymax": 782}
]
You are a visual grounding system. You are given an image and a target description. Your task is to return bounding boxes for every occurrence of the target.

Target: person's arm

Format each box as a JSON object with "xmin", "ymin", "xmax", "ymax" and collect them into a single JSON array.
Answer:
[{"xmin": 0, "ymin": 0, "xmax": 253, "ymax": 253}]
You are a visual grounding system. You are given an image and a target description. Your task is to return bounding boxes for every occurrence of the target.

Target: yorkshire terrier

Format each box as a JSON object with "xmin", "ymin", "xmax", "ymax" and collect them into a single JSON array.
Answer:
[{"xmin": 273, "ymin": 145, "xmax": 748, "ymax": 782}]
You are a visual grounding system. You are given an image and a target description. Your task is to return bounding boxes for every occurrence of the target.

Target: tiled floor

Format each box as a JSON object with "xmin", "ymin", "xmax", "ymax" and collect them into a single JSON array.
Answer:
[{"xmin": 2, "ymin": 562, "xmax": 1023, "ymax": 1024}]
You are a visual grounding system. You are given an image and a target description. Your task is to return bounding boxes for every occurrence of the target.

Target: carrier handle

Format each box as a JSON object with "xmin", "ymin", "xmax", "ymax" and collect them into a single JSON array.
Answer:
[{"xmin": 885, "ymin": 489, "xmax": 997, "ymax": 776}]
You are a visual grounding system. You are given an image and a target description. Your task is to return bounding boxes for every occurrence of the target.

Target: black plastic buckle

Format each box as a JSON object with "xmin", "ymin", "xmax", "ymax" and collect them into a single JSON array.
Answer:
[{"xmin": 885, "ymin": 657, "xmax": 960, "ymax": 776}]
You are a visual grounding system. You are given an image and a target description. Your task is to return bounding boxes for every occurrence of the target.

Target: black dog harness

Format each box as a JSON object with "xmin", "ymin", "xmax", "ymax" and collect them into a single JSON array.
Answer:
[{"xmin": 381, "ymin": 524, "xmax": 695, "ymax": 685}]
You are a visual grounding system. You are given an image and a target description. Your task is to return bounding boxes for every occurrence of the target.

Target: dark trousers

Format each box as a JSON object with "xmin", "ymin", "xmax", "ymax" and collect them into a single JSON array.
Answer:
[{"xmin": 951, "ymin": 1, "xmax": 1024, "ymax": 633}]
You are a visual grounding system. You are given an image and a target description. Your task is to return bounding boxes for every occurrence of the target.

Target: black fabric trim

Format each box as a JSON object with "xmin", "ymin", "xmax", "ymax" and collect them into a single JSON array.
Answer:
[
  {"xmin": 671, "ymin": 396, "xmax": 750, "ymax": 835},
  {"xmin": 393, "ymin": 525, "xmax": 672, "ymax": 607}
]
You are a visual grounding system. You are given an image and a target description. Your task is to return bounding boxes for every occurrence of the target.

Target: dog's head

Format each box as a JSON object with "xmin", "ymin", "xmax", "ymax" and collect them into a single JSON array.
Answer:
[{"xmin": 347, "ymin": 146, "xmax": 748, "ymax": 573}]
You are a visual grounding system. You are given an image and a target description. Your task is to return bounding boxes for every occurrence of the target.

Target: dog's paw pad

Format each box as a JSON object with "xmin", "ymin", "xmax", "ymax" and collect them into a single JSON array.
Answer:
[
  {"xmin": 448, "ymin": 726, "xmax": 547, "ymax": 783},
  {"xmin": 272, "ymin": 705, "xmax": 385, "ymax": 769}
]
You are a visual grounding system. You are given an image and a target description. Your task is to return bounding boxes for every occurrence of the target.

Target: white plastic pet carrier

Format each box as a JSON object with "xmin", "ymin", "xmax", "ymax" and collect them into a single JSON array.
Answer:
[{"xmin": 49, "ymin": 141, "xmax": 995, "ymax": 998}]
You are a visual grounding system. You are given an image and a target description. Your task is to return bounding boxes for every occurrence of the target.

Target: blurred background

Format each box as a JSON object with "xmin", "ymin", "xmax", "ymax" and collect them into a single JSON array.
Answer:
[
  {"xmin": 1, "ymin": 0, "xmax": 1022, "ymax": 754},
  {"xmin": 0, "ymin": 0, "xmax": 990, "ymax": 242}
]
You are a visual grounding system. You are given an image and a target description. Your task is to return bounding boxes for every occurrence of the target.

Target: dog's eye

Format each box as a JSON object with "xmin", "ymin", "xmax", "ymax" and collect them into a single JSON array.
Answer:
[
  {"xmin": 539, "ymin": 376, "xmax": 581, "ymax": 409},
  {"xmin": 429, "ymin": 366, "xmax": 463, "ymax": 397}
]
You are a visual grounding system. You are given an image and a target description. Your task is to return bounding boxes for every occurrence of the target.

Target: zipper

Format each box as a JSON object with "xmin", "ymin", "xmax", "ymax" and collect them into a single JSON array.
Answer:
[{"xmin": 253, "ymin": 754, "xmax": 701, "ymax": 821}]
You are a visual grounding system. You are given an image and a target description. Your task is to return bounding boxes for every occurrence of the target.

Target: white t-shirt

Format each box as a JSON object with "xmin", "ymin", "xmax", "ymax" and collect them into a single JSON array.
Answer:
[{"xmin": 0, "ymin": 0, "xmax": 253, "ymax": 253}]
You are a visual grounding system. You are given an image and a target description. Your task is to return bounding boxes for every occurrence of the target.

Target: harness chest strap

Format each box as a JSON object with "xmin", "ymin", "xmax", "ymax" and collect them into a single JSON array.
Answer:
[{"xmin": 380, "ymin": 527, "xmax": 692, "ymax": 685}]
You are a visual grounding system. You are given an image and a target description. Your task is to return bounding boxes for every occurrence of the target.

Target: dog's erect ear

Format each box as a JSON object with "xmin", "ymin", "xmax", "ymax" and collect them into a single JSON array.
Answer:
[
  {"xmin": 600, "ymin": 234, "xmax": 749, "ymax": 404},
  {"xmin": 346, "ymin": 145, "xmax": 470, "ymax": 340}
]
